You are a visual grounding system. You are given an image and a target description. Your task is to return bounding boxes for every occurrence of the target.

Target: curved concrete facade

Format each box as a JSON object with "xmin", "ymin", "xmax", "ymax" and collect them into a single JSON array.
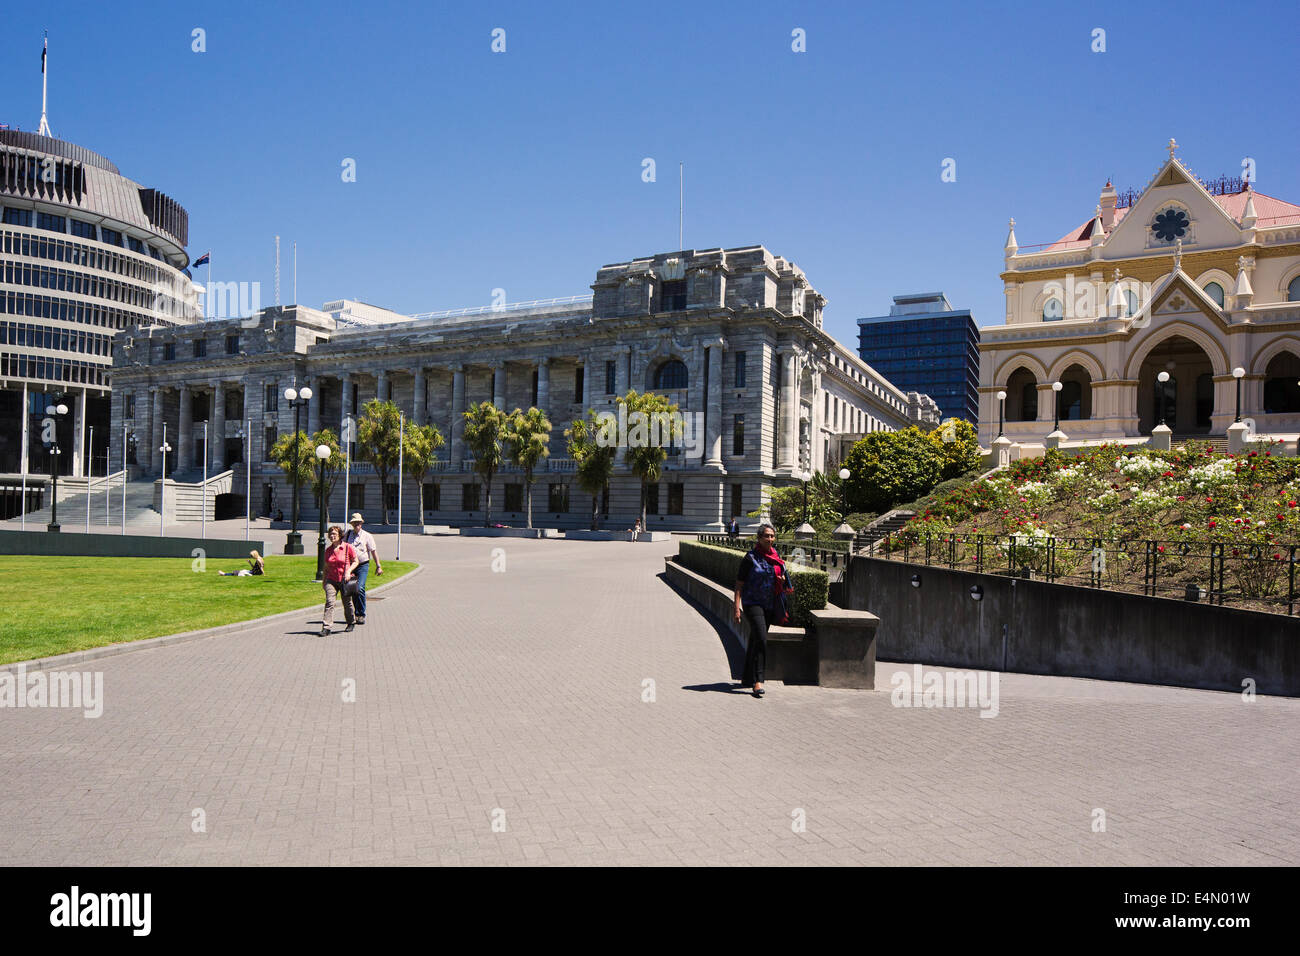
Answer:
[{"xmin": 0, "ymin": 131, "xmax": 200, "ymax": 482}]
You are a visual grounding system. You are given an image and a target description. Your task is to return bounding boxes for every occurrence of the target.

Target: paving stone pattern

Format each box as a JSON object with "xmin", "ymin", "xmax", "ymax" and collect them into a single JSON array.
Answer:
[{"xmin": 2, "ymin": 536, "xmax": 1297, "ymax": 866}]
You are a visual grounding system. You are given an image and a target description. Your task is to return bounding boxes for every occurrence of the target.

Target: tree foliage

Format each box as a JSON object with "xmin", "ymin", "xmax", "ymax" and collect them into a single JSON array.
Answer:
[
  {"xmin": 401, "ymin": 422, "xmax": 445, "ymax": 528},
  {"xmin": 462, "ymin": 401, "xmax": 510, "ymax": 526},
  {"xmin": 566, "ymin": 410, "xmax": 617, "ymax": 530},
  {"xmin": 356, "ymin": 399, "xmax": 405, "ymax": 525},
  {"xmin": 269, "ymin": 428, "xmax": 345, "ymax": 524},
  {"xmin": 842, "ymin": 427, "xmax": 943, "ymax": 515},
  {"xmin": 929, "ymin": 418, "xmax": 982, "ymax": 481},
  {"xmin": 506, "ymin": 407, "xmax": 552, "ymax": 528},
  {"xmin": 618, "ymin": 389, "xmax": 683, "ymax": 527}
]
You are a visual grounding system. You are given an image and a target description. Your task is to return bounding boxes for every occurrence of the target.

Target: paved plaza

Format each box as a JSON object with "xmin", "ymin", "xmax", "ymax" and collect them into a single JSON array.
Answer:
[{"xmin": 3, "ymin": 534, "xmax": 1298, "ymax": 866}]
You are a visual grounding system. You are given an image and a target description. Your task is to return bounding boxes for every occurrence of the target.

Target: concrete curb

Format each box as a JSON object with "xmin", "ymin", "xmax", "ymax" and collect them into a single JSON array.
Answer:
[{"xmin": 3, "ymin": 562, "xmax": 426, "ymax": 675}]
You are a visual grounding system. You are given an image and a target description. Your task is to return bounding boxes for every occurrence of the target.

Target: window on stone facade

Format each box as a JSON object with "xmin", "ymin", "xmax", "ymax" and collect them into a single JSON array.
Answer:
[
  {"xmin": 574, "ymin": 366, "xmax": 584, "ymax": 404},
  {"xmin": 654, "ymin": 360, "xmax": 688, "ymax": 390},
  {"xmin": 730, "ymin": 483, "xmax": 744, "ymax": 518},
  {"xmin": 124, "ymin": 394, "xmax": 135, "ymax": 419},
  {"xmin": 384, "ymin": 483, "xmax": 398, "ymax": 512},
  {"xmin": 193, "ymin": 339, "xmax": 207, "ymax": 358},
  {"xmin": 225, "ymin": 390, "xmax": 243, "ymax": 420},
  {"xmin": 605, "ymin": 360, "xmax": 616, "ymax": 395},
  {"xmin": 1202, "ymin": 282, "xmax": 1225, "ymax": 307},
  {"xmin": 646, "ymin": 483, "xmax": 659, "ymax": 515},
  {"xmin": 531, "ymin": 370, "xmax": 539, "ymax": 407},
  {"xmin": 660, "ymin": 279, "xmax": 687, "ymax": 311},
  {"xmin": 1042, "ymin": 297, "xmax": 1064, "ymax": 321},
  {"xmin": 732, "ymin": 414, "xmax": 745, "ymax": 456},
  {"xmin": 349, "ymin": 483, "xmax": 366, "ymax": 511},
  {"xmin": 667, "ymin": 482, "xmax": 683, "ymax": 515},
  {"xmin": 735, "ymin": 351, "xmax": 746, "ymax": 388},
  {"xmin": 504, "ymin": 483, "xmax": 523, "ymax": 513},
  {"xmin": 263, "ymin": 425, "xmax": 277, "ymax": 459},
  {"xmin": 423, "ymin": 482, "xmax": 439, "ymax": 512},
  {"xmin": 601, "ymin": 484, "xmax": 609, "ymax": 516},
  {"xmin": 265, "ymin": 384, "xmax": 279, "ymax": 412},
  {"xmin": 463, "ymin": 483, "xmax": 481, "ymax": 511},
  {"xmin": 1288, "ymin": 276, "xmax": 1300, "ymax": 302},
  {"xmin": 163, "ymin": 342, "xmax": 176, "ymax": 361},
  {"xmin": 548, "ymin": 483, "xmax": 570, "ymax": 513},
  {"xmin": 226, "ymin": 334, "xmax": 240, "ymax": 355}
]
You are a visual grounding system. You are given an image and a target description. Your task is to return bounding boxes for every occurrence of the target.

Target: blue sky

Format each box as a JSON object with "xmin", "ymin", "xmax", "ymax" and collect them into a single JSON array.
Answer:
[{"xmin": 4, "ymin": 0, "xmax": 1297, "ymax": 348}]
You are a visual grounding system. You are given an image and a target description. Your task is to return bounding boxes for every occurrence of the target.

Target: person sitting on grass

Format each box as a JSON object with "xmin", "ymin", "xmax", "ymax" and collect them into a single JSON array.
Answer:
[{"xmin": 219, "ymin": 551, "xmax": 265, "ymax": 576}]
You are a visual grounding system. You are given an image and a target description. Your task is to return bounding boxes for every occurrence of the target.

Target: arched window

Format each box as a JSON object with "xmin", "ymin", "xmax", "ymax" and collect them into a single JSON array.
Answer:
[
  {"xmin": 1263, "ymin": 352, "xmax": 1300, "ymax": 414},
  {"xmin": 1006, "ymin": 367, "xmax": 1037, "ymax": 421},
  {"xmin": 1288, "ymin": 276, "xmax": 1300, "ymax": 302},
  {"xmin": 1123, "ymin": 289, "xmax": 1139, "ymax": 317},
  {"xmin": 654, "ymin": 359, "xmax": 688, "ymax": 390},
  {"xmin": 1203, "ymin": 281, "xmax": 1225, "ymax": 307},
  {"xmin": 1042, "ymin": 297, "xmax": 1063, "ymax": 322}
]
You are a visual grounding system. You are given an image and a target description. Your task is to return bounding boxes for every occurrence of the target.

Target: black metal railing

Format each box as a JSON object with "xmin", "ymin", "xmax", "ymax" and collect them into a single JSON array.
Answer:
[
  {"xmin": 696, "ymin": 533, "xmax": 851, "ymax": 571},
  {"xmin": 866, "ymin": 532, "xmax": 1300, "ymax": 616}
]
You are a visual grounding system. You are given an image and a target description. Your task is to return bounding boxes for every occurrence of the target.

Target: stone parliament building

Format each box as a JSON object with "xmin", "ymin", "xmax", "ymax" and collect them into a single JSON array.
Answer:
[{"xmin": 109, "ymin": 245, "xmax": 939, "ymax": 531}]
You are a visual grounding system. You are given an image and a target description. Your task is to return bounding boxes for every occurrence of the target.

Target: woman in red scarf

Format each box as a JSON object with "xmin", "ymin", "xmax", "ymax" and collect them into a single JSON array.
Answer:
[{"xmin": 733, "ymin": 524, "xmax": 794, "ymax": 697}]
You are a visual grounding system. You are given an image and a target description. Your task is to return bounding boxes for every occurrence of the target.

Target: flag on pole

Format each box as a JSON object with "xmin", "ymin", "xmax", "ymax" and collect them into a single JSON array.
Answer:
[
  {"xmin": 192, "ymin": 251, "xmax": 210, "ymax": 268},
  {"xmin": 42, "ymin": 37, "xmax": 47, "ymax": 74}
]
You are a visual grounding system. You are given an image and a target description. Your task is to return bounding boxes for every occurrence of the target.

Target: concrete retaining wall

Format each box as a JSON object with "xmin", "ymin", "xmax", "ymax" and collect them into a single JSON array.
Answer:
[
  {"xmin": 845, "ymin": 555, "xmax": 1300, "ymax": 696},
  {"xmin": 0, "ymin": 529, "xmax": 265, "ymax": 560},
  {"xmin": 459, "ymin": 527, "xmax": 558, "ymax": 539}
]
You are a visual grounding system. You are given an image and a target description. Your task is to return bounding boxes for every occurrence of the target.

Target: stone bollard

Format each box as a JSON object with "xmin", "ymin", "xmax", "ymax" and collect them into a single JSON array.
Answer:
[
  {"xmin": 1227, "ymin": 421, "xmax": 1249, "ymax": 454},
  {"xmin": 1044, "ymin": 429, "xmax": 1068, "ymax": 450},
  {"xmin": 1149, "ymin": 424, "xmax": 1172, "ymax": 451},
  {"xmin": 807, "ymin": 608, "xmax": 878, "ymax": 689}
]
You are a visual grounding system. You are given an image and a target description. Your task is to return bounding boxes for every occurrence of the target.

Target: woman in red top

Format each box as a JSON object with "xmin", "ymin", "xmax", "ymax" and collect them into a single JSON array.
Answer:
[{"xmin": 321, "ymin": 525, "xmax": 360, "ymax": 636}]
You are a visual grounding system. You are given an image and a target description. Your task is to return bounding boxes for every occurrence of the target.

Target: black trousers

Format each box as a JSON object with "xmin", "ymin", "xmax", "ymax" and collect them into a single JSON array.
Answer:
[{"xmin": 741, "ymin": 604, "xmax": 772, "ymax": 687}]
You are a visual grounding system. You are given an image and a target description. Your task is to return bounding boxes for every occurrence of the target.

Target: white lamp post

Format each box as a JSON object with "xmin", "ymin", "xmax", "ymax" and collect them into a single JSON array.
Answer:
[
  {"xmin": 834, "ymin": 467, "xmax": 855, "ymax": 541},
  {"xmin": 314, "ymin": 442, "xmax": 331, "ymax": 580},
  {"xmin": 159, "ymin": 424, "xmax": 172, "ymax": 538},
  {"xmin": 1156, "ymin": 371, "xmax": 1171, "ymax": 428},
  {"xmin": 996, "ymin": 389, "xmax": 1007, "ymax": 438},
  {"xmin": 1232, "ymin": 366, "xmax": 1245, "ymax": 422}
]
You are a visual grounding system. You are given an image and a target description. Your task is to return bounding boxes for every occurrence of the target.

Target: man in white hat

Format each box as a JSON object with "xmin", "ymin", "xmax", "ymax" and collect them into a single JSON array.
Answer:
[{"xmin": 344, "ymin": 513, "xmax": 382, "ymax": 625}]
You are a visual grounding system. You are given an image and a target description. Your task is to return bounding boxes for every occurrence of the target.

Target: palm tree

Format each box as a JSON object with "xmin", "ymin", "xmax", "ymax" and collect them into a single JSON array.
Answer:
[
  {"xmin": 462, "ymin": 401, "xmax": 509, "ymax": 526},
  {"xmin": 356, "ymin": 399, "xmax": 403, "ymax": 525},
  {"xmin": 506, "ymin": 407, "xmax": 551, "ymax": 529},
  {"xmin": 566, "ymin": 410, "xmax": 617, "ymax": 530},
  {"xmin": 400, "ymin": 422, "xmax": 444, "ymax": 531},
  {"xmin": 619, "ymin": 389, "xmax": 682, "ymax": 529}
]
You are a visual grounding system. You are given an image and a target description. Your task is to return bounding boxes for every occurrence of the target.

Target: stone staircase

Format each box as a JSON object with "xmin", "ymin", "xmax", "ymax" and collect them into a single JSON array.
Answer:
[
  {"xmin": 154, "ymin": 470, "xmax": 233, "ymax": 522},
  {"xmin": 853, "ymin": 509, "xmax": 915, "ymax": 551},
  {"xmin": 5, "ymin": 473, "xmax": 135, "ymax": 531},
  {"xmin": 1171, "ymin": 434, "xmax": 1228, "ymax": 452}
]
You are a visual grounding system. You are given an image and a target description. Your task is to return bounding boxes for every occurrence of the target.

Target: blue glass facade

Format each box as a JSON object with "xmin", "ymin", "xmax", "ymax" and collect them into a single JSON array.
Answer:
[{"xmin": 856, "ymin": 293, "xmax": 980, "ymax": 424}]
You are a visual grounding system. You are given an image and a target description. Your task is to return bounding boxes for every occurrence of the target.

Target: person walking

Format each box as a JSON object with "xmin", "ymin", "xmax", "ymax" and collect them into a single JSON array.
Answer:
[
  {"xmin": 732, "ymin": 524, "xmax": 794, "ymax": 698},
  {"xmin": 344, "ymin": 512, "xmax": 382, "ymax": 625},
  {"xmin": 321, "ymin": 525, "xmax": 359, "ymax": 636}
]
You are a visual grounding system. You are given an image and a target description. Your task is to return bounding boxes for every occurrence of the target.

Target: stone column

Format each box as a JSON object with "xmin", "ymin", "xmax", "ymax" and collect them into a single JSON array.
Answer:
[
  {"xmin": 451, "ymin": 365, "xmax": 466, "ymax": 466},
  {"xmin": 19, "ymin": 381, "xmax": 29, "ymax": 475},
  {"xmin": 151, "ymin": 387, "xmax": 164, "ymax": 475},
  {"xmin": 307, "ymin": 380, "xmax": 321, "ymax": 436},
  {"xmin": 810, "ymin": 369, "xmax": 824, "ymax": 473},
  {"xmin": 72, "ymin": 387, "xmax": 87, "ymax": 477},
  {"xmin": 778, "ymin": 350, "xmax": 796, "ymax": 471},
  {"xmin": 537, "ymin": 358, "xmax": 550, "ymax": 415},
  {"xmin": 178, "ymin": 385, "xmax": 193, "ymax": 473},
  {"xmin": 581, "ymin": 357, "xmax": 591, "ymax": 411},
  {"xmin": 705, "ymin": 344, "xmax": 723, "ymax": 468},
  {"xmin": 377, "ymin": 369, "xmax": 389, "ymax": 403},
  {"xmin": 212, "ymin": 381, "xmax": 227, "ymax": 472},
  {"xmin": 340, "ymin": 373, "xmax": 353, "ymax": 434},
  {"xmin": 414, "ymin": 367, "xmax": 427, "ymax": 424},
  {"xmin": 492, "ymin": 362, "xmax": 505, "ymax": 410},
  {"xmin": 615, "ymin": 347, "xmax": 631, "ymax": 396}
]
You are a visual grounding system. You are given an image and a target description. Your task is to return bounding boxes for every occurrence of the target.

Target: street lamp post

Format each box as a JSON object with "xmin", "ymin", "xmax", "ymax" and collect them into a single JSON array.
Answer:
[
  {"xmin": 200, "ymin": 421, "xmax": 208, "ymax": 542},
  {"xmin": 314, "ymin": 443, "xmax": 331, "ymax": 581},
  {"xmin": 1156, "ymin": 371, "xmax": 1171, "ymax": 428},
  {"xmin": 86, "ymin": 424, "xmax": 93, "ymax": 533},
  {"xmin": 284, "ymin": 385, "xmax": 312, "ymax": 554},
  {"xmin": 1051, "ymin": 380, "xmax": 1063, "ymax": 433},
  {"xmin": 1232, "ymin": 366, "xmax": 1245, "ymax": 422},
  {"xmin": 159, "ymin": 425, "xmax": 172, "ymax": 538},
  {"xmin": 996, "ymin": 389, "xmax": 1006, "ymax": 438},
  {"xmin": 838, "ymin": 467, "xmax": 850, "ymax": 517},
  {"xmin": 45, "ymin": 400, "xmax": 69, "ymax": 532},
  {"xmin": 122, "ymin": 426, "xmax": 133, "ymax": 535}
]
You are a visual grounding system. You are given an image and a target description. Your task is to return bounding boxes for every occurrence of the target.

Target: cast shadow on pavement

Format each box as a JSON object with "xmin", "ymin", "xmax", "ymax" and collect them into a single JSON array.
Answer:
[{"xmin": 656, "ymin": 571, "xmax": 747, "ymax": 689}]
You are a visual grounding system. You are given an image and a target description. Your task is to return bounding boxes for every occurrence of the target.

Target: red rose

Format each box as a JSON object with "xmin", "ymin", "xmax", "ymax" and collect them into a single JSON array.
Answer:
[
  {"xmin": 1157, "ymin": 546, "xmax": 1165, "ymax": 553},
  {"xmin": 1208, "ymin": 520, "xmax": 1216, "ymax": 528}
]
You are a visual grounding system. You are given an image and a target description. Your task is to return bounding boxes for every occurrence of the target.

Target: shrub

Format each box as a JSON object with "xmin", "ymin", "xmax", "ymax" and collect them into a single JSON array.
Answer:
[
  {"xmin": 677, "ymin": 540, "xmax": 828, "ymax": 628},
  {"xmin": 842, "ymin": 428, "xmax": 942, "ymax": 514}
]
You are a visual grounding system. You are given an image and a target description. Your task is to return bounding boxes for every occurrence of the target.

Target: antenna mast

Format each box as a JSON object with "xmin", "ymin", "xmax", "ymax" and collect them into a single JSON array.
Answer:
[
  {"xmin": 38, "ymin": 33, "xmax": 52, "ymax": 137},
  {"xmin": 274, "ymin": 235, "xmax": 281, "ymax": 307}
]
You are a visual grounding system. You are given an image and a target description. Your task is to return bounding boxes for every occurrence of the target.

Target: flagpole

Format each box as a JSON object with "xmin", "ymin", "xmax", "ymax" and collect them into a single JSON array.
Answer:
[
  {"xmin": 207, "ymin": 257, "xmax": 211, "ymax": 318},
  {"xmin": 39, "ymin": 34, "xmax": 51, "ymax": 137}
]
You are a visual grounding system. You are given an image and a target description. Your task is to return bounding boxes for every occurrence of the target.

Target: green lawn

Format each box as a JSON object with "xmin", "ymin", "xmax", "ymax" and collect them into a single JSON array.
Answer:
[{"xmin": 1, "ymin": 554, "xmax": 416, "ymax": 665}]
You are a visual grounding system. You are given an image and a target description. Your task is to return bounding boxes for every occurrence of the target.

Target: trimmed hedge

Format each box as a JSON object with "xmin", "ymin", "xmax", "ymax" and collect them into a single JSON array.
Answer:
[{"xmin": 677, "ymin": 540, "xmax": 828, "ymax": 628}]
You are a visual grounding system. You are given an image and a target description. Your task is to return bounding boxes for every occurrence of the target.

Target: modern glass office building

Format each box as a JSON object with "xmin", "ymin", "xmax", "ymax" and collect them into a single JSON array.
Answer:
[{"xmin": 856, "ymin": 293, "xmax": 980, "ymax": 424}]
